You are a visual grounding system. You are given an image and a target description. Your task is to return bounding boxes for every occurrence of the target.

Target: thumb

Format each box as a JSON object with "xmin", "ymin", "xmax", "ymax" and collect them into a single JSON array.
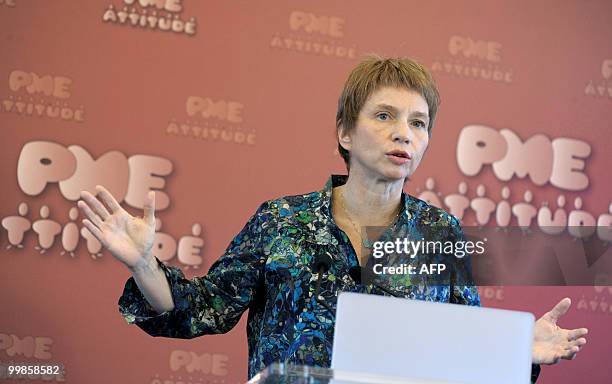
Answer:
[
  {"xmin": 144, "ymin": 191, "xmax": 155, "ymax": 225},
  {"xmin": 546, "ymin": 297, "xmax": 571, "ymax": 323}
]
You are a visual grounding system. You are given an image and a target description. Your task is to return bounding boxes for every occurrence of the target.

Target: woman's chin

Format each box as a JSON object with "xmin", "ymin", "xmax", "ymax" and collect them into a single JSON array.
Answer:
[{"xmin": 378, "ymin": 168, "xmax": 410, "ymax": 182}]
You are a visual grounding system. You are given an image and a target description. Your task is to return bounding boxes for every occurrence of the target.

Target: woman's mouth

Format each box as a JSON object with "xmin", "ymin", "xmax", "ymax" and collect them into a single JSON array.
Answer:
[{"xmin": 386, "ymin": 150, "xmax": 411, "ymax": 165}]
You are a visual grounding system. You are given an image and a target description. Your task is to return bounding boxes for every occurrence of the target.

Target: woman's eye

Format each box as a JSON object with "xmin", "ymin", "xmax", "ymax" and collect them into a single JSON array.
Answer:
[
  {"xmin": 412, "ymin": 120, "xmax": 426, "ymax": 129},
  {"xmin": 376, "ymin": 112, "xmax": 390, "ymax": 121}
]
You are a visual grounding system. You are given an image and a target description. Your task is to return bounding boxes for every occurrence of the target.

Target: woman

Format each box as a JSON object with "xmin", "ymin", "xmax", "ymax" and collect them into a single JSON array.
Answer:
[{"xmin": 77, "ymin": 56, "xmax": 587, "ymax": 382}]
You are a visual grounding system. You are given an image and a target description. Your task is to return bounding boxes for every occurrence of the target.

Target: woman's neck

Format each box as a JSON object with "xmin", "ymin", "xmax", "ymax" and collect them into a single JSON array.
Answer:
[{"xmin": 333, "ymin": 171, "xmax": 404, "ymax": 226}]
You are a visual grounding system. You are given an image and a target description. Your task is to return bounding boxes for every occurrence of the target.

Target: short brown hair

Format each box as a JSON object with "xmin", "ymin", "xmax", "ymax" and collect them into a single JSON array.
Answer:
[{"xmin": 335, "ymin": 54, "xmax": 441, "ymax": 171}]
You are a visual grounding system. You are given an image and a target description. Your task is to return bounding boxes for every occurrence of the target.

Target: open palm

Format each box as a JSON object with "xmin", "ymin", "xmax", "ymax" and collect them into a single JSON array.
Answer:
[
  {"xmin": 77, "ymin": 185, "xmax": 156, "ymax": 269},
  {"xmin": 532, "ymin": 298, "xmax": 588, "ymax": 365}
]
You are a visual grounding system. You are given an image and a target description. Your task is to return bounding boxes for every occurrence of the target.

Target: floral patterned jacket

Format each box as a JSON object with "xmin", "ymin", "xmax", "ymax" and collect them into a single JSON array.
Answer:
[{"xmin": 118, "ymin": 175, "xmax": 540, "ymax": 382}]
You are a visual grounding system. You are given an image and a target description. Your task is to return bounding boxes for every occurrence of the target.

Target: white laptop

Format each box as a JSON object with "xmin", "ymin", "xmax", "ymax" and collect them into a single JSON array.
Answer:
[{"xmin": 332, "ymin": 292, "xmax": 534, "ymax": 384}]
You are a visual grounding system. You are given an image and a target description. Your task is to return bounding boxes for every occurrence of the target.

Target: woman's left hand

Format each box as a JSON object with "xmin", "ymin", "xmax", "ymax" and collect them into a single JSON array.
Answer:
[{"xmin": 532, "ymin": 297, "xmax": 588, "ymax": 365}]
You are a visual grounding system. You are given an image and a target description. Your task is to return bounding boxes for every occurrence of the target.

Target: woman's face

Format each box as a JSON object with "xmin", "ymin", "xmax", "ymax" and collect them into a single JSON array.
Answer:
[{"xmin": 339, "ymin": 86, "xmax": 430, "ymax": 182}]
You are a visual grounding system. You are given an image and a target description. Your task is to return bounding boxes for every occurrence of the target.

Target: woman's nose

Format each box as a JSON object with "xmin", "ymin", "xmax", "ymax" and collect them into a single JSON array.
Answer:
[
  {"xmin": 392, "ymin": 135, "xmax": 409, "ymax": 144},
  {"xmin": 391, "ymin": 125, "xmax": 411, "ymax": 144}
]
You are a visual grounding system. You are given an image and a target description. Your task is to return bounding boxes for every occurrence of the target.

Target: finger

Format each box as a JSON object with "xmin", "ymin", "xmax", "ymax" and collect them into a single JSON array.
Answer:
[
  {"xmin": 143, "ymin": 190, "xmax": 155, "ymax": 225},
  {"xmin": 80, "ymin": 190, "xmax": 111, "ymax": 220},
  {"xmin": 561, "ymin": 346, "xmax": 580, "ymax": 360},
  {"xmin": 95, "ymin": 185, "xmax": 122, "ymax": 213},
  {"xmin": 569, "ymin": 338, "xmax": 587, "ymax": 348},
  {"xmin": 567, "ymin": 327, "xmax": 588, "ymax": 340},
  {"xmin": 77, "ymin": 200, "xmax": 104, "ymax": 228},
  {"xmin": 545, "ymin": 297, "xmax": 571, "ymax": 323},
  {"xmin": 82, "ymin": 219, "xmax": 105, "ymax": 245}
]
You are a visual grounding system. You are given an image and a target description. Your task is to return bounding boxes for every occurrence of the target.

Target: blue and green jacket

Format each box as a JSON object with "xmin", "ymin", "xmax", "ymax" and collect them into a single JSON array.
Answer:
[{"xmin": 118, "ymin": 174, "xmax": 540, "ymax": 382}]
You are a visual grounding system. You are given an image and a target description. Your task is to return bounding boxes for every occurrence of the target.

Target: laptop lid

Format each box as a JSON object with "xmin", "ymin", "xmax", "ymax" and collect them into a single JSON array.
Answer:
[{"xmin": 332, "ymin": 292, "xmax": 534, "ymax": 384}]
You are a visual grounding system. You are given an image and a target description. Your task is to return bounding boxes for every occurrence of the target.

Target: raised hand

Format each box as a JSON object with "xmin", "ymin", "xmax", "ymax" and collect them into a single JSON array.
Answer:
[
  {"xmin": 77, "ymin": 185, "xmax": 156, "ymax": 270},
  {"xmin": 532, "ymin": 297, "xmax": 588, "ymax": 365}
]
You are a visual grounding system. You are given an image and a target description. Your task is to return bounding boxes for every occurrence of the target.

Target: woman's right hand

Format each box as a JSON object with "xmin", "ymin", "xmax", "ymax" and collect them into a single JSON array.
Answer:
[{"xmin": 77, "ymin": 185, "xmax": 156, "ymax": 270}]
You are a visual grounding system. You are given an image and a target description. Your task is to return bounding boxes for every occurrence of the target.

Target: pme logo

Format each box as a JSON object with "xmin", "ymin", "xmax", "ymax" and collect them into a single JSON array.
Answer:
[
  {"xmin": 149, "ymin": 349, "xmax": 230, "ymax": 384},
  {"xmin": 0, "ymin": 332, "xmax": 65, "ymax": 382},
  {"xmin": 577, "ymin": 285, "xmax": 612, "ymax": 316},
  {"xmin": 103, "ymin": 0, "xmax": 196, "ymax": 36},
  {"xmin": 431, "ymin": 35, "xmax": 513, "ymax": 83},
  {"xmin": 166, "ymin": 96, "xmax": 256, "ymax": 146},
  {"xmin": 2, "ymin": 70, "xmax": 85, "ymax": 123},
  {"xmin": 270, "ymin": 10, "xmax": 358, "ymax": 60},
  {"xmin": 2, "ymin": 140, "xmax": 204, "ymax": 269},
  {"xmin": 584, "ymin": 59, "xmax": 612, "ymax": 100}
]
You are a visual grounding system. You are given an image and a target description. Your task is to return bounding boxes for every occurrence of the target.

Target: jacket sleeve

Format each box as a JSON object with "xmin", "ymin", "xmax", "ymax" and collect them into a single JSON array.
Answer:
[
  {"xmin": 530, "ymin": 364, "xmax": 541, "ymax": 383},
  {"xmin": 117, "ymin": 200, "xmax": 274, "ymax": 339},
  {"xmin": 447, "ymin": 216, "xmax": 541, "ymax": 383},
  {"xmin": 447, "ymin": 215, "xmax": 480, "ymax": 307}
]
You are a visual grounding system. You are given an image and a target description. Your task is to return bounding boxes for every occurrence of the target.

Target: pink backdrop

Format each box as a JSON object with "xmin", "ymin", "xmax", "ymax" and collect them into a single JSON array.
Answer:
[{"xmin": 1, "ymin": 1, "xmax": 611, "ymax": 383}]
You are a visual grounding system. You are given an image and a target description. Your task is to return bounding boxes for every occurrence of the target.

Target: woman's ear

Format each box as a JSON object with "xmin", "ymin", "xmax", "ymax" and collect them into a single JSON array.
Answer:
[{"xmin": 337, "ymin": 125, "xmax": 352, "ymax": 151}]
